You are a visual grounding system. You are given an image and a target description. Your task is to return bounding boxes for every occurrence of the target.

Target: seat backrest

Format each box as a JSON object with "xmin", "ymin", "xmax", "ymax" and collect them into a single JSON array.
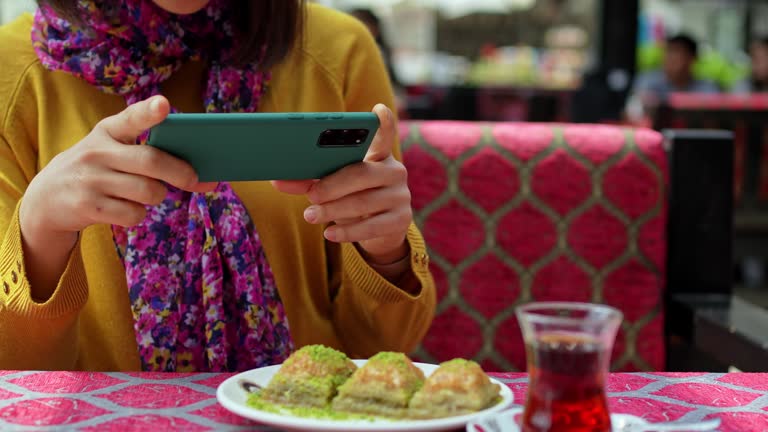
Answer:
[{"xmin": 400, "ymin": 121, "xmax": 668, "ymax": 372}]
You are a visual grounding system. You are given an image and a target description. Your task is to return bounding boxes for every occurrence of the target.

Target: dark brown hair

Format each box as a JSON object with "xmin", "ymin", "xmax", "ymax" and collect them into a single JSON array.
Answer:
[{"xmin": 36, "ymin": 0, "xmax": 304, "ymax": 68}]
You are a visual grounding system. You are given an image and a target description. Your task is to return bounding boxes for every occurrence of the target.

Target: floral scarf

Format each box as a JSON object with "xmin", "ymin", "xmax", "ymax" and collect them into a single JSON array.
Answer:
[{"xmin": 31, "ymin": 0, "xmax": 294, "ymax": 372}]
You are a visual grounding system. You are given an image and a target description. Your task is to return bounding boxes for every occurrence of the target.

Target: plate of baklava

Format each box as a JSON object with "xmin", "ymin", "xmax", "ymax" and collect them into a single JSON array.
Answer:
[{"xmin": 216, "ymin": 345, "xmax": 513, "ymax": 431}]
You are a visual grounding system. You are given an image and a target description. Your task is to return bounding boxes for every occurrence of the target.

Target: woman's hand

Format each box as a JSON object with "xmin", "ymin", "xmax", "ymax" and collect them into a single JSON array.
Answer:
[
  {"xmin": 19, "ymin": 95, "xmax": 214, "ymax": 299},
  {"xmin": 21, "ymin": 95, "xmax": 213, "ymax": 236},
  {"xmin": 273, "ymin": 104, "xmax": 412, "ymax": 265}
]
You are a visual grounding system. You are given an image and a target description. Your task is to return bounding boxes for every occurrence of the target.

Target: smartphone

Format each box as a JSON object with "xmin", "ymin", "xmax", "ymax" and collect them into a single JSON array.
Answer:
[{"xmin": 147, "ymin": 112, "xmax": 379, "ymax": 182}]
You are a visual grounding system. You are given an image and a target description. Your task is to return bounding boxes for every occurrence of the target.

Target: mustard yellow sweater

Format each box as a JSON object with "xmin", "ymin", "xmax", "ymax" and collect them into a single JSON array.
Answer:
[{"xmin": 0, "ymin": 5, "xmax": 436, "ymax": 371}]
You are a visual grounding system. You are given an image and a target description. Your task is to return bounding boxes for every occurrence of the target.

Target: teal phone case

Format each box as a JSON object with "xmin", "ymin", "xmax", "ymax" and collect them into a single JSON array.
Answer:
[{"xmin": 147, "ymin": 112, "xmax": 380, "ymax": 182}]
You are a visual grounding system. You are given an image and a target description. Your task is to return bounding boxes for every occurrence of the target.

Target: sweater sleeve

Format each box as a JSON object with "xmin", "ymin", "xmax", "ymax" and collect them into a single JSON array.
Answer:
[
  {"xmin": 328, "ymin": 17, "xmax": 436, "ymax": 357},
  {"xmin": 331, "ymin": 224, "xmax": 436, "ymax": 358},
  {"xmin": 0, "ymin": 134, "xmax": 89, "ymax": 370}
]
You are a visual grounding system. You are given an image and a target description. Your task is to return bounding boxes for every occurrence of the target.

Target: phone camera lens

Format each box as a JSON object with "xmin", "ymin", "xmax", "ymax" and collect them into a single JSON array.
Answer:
[{"xmin": 318, "ymin": 129, "xmax": 369, "ymax": 147}]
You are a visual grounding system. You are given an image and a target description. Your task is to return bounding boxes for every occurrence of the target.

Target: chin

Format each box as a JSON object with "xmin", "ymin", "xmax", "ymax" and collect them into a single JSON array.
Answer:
[{"xmin": 152, "ymin": 0, "xmax": 211, "ymax": 14}]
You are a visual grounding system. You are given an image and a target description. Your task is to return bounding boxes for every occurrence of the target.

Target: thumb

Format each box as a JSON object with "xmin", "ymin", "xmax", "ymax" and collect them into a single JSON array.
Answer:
[
  {"xmin": 100, "ymin": 95, "xmax": 171, "ymax": 144},
  {"xmin": 364, "ymin": 104, "xmax": 395, "ymax": 163}
]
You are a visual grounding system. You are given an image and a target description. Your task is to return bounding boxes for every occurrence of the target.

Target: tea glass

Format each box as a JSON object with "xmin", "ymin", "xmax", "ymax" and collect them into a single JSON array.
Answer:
[{"xmin": 516, "ymin": 302, "xmax": 623, "ymax": 432}]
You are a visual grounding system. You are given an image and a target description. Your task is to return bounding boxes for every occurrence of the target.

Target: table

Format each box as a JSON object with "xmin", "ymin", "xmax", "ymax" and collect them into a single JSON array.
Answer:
[
  {"xmin": 1, "ymin": 371, "xmax": 767, "ymax": 431},
  {"xmin": 670, "ymin": 294, "xmax": 768, "ymax": 372}
]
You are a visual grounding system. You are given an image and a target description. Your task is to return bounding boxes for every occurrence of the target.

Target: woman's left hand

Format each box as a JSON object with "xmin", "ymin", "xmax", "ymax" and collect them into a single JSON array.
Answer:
[{"xmin": 272, "ymin": 104, "xmax": 411, "ymax": 265}]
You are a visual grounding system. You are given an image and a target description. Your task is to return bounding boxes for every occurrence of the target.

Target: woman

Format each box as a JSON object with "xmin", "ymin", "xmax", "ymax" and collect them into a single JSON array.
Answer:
[
  {"xmin": 349, "ymin": 8, "xmax": 401, "ymax": 89},
  {"xmin": 349, "ymin": 8, "xmax": 408, "ymax": 118},
  {"xmin": 733, "ymin": 37, "xmax": 768, "ymax": 93},
  {"xmin": 0, "ymin": 0, "xmax": 435, "ymax": 372}
]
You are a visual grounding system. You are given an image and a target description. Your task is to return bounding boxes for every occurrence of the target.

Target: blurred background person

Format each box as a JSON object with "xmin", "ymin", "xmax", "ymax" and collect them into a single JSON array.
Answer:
[
  {"xmin": 633, "ymin": 34, "xmax": 720, "ymax": 102},
  {"xmin": 733, "ymin": 37, "xmax": 768, "ymax": 93},
  {"xmin": 349, "ymin": 8, "xmax": 405, "ymax": 112},
  {"xmin": 626, "ymin": 34, "xmax": 719, "ymax": 122}
]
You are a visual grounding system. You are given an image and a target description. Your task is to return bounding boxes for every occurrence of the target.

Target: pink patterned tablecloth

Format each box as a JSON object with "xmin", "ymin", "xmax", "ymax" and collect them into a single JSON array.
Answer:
[{"xmin": 0, "ymin": 371, "xmax": 766, "ymax": 431}]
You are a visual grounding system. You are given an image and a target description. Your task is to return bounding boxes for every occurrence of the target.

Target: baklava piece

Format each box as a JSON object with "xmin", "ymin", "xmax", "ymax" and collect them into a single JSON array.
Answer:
[
  {"xmin": 409, "ymin": 358, "xmax": 501, "ymax": 418},
  {"xmin": 332, "ymin": 352, "xmax": 425, "ymax": 418},
  {"xmin": 260, "ymin": 345, "xmax": 357, "ymax": 408}
]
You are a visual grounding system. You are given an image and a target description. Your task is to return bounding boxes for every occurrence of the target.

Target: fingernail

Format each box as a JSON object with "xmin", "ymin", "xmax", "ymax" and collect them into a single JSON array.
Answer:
[
  {"xmin": 304, "ymin": 206, "xmax": 319, "ymax": 223},
  {"xmin": 150, "ymin": 97, "xmax": 161, "ymax": 114},
  {"xmin": 324, "ymin": 228, "xmax": 337, "ymax": 242}
]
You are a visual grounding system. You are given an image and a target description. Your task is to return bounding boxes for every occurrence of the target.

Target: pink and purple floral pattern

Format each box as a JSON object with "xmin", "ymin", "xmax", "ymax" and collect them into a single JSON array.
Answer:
[{"xmin": 31, "ymin": 0, "xmax": 293, "ymax": 372}]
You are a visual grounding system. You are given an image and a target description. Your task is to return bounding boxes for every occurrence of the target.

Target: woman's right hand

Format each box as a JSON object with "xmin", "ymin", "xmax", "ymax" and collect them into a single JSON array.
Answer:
[
  {"xmin": 21, "ymin": 95, "xmax": 213, "ymax": 236},
  {"xmin": 18, "ymin": 95, "xmax": 214, "ymax": 299}
]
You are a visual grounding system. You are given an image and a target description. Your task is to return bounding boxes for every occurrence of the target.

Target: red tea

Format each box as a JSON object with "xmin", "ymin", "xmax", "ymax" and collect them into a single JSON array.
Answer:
[{"xmin": 522, "ymin": 332, "xmax": 611, "ymax": 432}]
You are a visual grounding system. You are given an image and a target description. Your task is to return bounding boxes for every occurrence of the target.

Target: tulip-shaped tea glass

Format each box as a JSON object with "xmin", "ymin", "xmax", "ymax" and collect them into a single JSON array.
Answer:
[{"xmin": 516, "ymin": 302, "xmax": 622, "ymax": 432}]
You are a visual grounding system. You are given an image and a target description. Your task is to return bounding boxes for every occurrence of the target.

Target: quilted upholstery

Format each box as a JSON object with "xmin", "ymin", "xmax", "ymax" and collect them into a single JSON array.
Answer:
[{"xmin": 400, "ymin": 121, "xmax": 668, "ymax": 372}]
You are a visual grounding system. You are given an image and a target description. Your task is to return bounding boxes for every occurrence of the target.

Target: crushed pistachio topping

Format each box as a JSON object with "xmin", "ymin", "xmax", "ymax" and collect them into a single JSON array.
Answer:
[
  {"xmin": 302, "ymin": 344, "xmax": 350, "ymax": 364},
  {"xmin": 439, "ymin": 358, "xmax": 477, "ymax": 370},
  {"xmin": 247, "ymin": 391, "xmax": 379, "ymax": 421},
  {"xmin": 369, "ymin": 351, "xmax": 410, "ymax": 367}
]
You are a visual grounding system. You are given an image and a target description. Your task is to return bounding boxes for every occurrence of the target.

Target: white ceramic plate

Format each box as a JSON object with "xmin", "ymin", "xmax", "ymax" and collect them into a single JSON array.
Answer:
[{"xmin": 217, "ymin": 359, "xmax": 514, "ymax": 432}]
